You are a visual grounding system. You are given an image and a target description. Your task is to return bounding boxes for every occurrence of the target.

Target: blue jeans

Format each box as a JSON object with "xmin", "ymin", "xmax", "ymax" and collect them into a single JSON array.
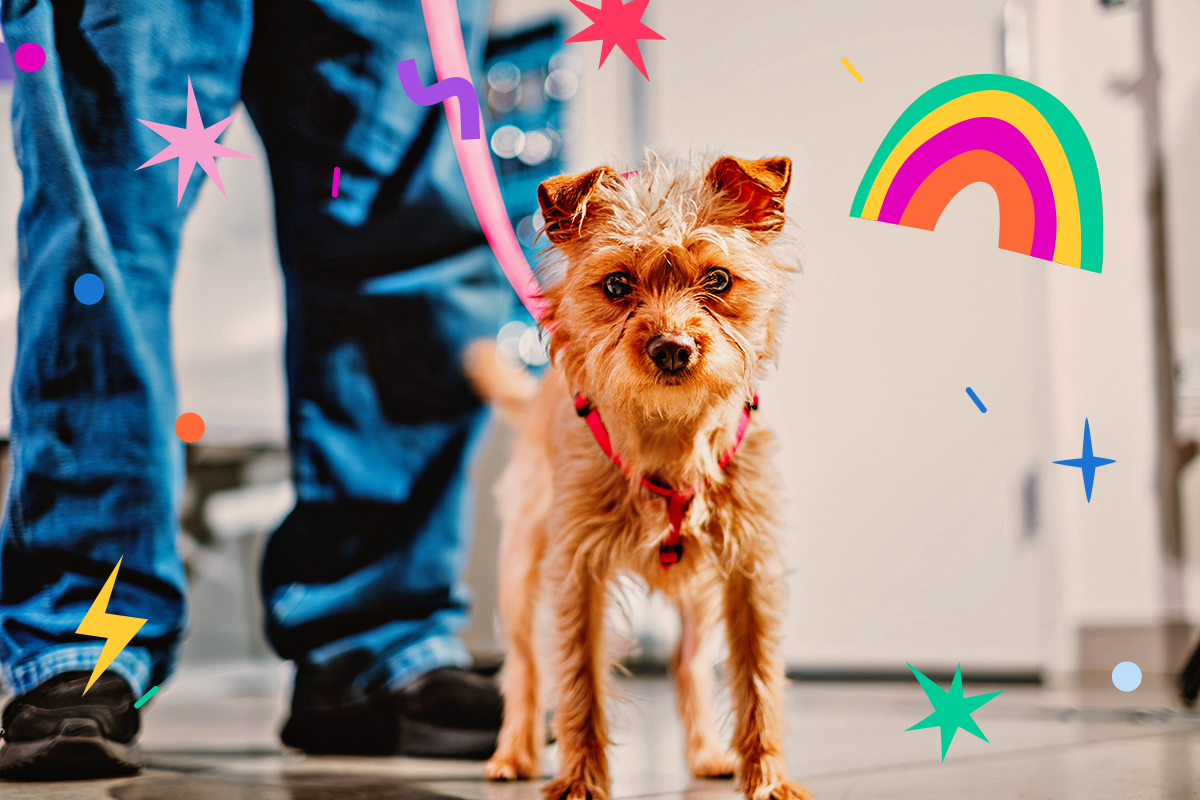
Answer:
[{"xmin": 0, "ymin": 0, "xmax": 511, "ymax": 709}]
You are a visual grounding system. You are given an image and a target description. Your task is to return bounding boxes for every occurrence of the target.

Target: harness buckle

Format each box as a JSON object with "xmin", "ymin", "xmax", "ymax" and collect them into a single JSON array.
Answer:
[{"xmin": 659, "ymin": 541, "xmax": 683, "ymax": 566}]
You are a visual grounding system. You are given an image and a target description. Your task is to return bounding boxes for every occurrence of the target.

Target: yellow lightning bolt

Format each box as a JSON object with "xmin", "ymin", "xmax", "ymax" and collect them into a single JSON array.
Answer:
[{"xmin": 75, "ymin": 557, "xmax": 147, "ymax": 695}]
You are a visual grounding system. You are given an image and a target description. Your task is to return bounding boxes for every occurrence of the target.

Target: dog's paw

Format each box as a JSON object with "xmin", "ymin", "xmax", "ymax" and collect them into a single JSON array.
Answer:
[
  {"xmin": 541, "ymin": 777, "xmax": 609, "ymax": 800},
  {"xmin": 746, "ymin": 779, "xmax": 815, "ymax": 800},
  {"xmin": 485, "ymin": 752, "xmax": 536, "ymax": 781},
  {"xmin": 689, "ymin": 748, "xmax": 737, "ymax": 779}
]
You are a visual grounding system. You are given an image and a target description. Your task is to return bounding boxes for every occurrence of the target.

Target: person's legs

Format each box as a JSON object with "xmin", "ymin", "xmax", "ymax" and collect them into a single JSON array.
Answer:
[
  {"xmin": 242, "ymin": 0, "xmax": 510, "ymax": 718},
  {"xmin": 0, "ymin": 0, "xmax": 251, "ymax": 772}
]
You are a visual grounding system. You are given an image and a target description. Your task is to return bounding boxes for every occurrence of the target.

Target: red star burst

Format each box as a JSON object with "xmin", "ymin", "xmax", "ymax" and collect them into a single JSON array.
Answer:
[{"xmin": 564, "ymin": 0, "xmax": 665, "ymax": 81}]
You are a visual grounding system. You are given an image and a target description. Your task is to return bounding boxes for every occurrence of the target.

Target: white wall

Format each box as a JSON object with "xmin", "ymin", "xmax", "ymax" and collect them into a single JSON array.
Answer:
[
  {"xmin": 1157, "ymin": 0, "xmax": 1200, "ymax": 627},
  {"xmin": 489, "ymin": 0, "xmax": 1191, "ymax": 674},
  {"xmin": 1032, "ymin": 0, "xmax": 1163, "ymax": 666}
]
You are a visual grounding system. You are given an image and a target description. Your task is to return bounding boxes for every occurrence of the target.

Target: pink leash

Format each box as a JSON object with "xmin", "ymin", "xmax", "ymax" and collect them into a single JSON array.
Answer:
[
  {"xmin": 419, "ymin": 0, "xmax": 546, "ymax": 322},
  {"xmin": 418, "ymin": 0, "xmax": 637, "ymax": 323},
  {"xmin": 419, "ymin": 1, "xmax": 747, "ymax": 568}
]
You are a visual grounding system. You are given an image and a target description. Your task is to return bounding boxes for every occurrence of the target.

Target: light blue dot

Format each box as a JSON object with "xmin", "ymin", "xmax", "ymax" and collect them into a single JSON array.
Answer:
[
  {"xmin": 1112, "ymin": 661, "xmax": 1142, "ymax": 692},
  {"xmin": 74, "ymin": 273, "xmax": 104, "ymax": 305}
]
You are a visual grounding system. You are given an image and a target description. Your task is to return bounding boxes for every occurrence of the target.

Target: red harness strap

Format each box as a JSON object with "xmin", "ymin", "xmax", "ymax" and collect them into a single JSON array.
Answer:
[{"xmin": 573, "ymin": 393, "xmax": 758, "ymax": 568}]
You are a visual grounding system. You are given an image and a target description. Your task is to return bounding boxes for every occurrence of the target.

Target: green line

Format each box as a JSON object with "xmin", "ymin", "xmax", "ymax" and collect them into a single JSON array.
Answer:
[
  {"xmin": 133, "ymin": 685, "xmax": 159, "ymax": 709},
  {"xmin": 849, "ymin": 74, "xmax": 1103, "ymax": 273}
]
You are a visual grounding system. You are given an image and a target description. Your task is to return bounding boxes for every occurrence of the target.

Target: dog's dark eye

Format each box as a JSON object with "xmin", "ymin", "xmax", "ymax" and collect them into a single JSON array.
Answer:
[
  {"xmin": 704, "ymin": 268, "xmax": 732, "ymax": 294},
  {"xmin": 603, "ymin": 273, "xmax": 633, "ymax": 299}
]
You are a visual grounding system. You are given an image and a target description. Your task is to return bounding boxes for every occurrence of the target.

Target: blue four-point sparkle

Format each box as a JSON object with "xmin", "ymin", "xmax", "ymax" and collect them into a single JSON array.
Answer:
[{"xmin": 1053, "ymin": 418, "xmax": 1115, "ymax": 502}]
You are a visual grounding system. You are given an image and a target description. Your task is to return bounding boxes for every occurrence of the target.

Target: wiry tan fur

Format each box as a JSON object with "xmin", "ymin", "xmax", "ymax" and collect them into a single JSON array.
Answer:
[{"xmin": 467, "ymin": 153, "xmax": 812, "ymax": 800}]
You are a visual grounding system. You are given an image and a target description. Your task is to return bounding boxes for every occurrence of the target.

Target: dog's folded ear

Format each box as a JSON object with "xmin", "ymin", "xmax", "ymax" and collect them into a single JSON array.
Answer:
[
  {"xmin": 705, "ymin": 156, "xmax": 791, "ymax": 237},
  {"xmin": 538, "ymin": 166, "xmax": 618, "ymax": 244}
]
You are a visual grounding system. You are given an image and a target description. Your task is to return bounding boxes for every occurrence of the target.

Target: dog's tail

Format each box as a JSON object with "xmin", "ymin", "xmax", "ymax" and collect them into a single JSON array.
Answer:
[{"xmin": 464, "ymin": 339, "xmax": 539, "ymax": 430}]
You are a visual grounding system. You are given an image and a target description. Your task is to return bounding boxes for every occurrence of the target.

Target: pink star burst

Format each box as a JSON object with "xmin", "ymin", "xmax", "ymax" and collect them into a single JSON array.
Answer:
[
  {"xmin": 565, "ymin": 0, "xmax": 665, "ymax": 81},
  {"xmin": 136, "ymin": 77, "xmax": 254, "ymax": 205}
]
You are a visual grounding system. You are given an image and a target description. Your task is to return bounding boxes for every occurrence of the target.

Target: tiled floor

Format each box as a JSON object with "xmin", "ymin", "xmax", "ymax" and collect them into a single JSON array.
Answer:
[{"xmin": 4, "ymin": 662, "xmax": 1200, "ymax": 799}]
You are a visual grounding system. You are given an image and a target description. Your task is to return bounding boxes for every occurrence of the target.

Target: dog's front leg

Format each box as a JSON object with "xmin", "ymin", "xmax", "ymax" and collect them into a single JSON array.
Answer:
[
  {"xmin": 542, "ymin": 558, "xmax": 611, "ymax": 800},
  {"xmin": 723, "ymin": 556, "xmax": 813, "ymax": 800},
  {"xmin": 674, "ymin": 594, "xmax": 736, "ymax": 778}
]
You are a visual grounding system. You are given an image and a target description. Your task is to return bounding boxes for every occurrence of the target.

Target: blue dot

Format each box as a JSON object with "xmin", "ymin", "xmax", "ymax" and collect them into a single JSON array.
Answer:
[
  {"xmin": 74, "ymin": 274, "xmax": 104, "ymax": 305},
  {"xmin": 1112, "ymin": 661, "xmax": 1142, "ymax": 692}
]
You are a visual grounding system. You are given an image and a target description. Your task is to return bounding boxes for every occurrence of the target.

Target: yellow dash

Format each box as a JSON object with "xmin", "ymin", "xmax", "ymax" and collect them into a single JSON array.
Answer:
[{"xmin": 841, "ymin": 57, "xmax": 863, "ymax": 83}]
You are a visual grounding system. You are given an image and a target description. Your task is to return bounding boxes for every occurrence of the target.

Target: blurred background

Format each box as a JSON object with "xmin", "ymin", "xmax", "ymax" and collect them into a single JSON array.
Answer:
[{"xmin": 0, "ymin": 0, "xmax": 1197, "ymax": 697}]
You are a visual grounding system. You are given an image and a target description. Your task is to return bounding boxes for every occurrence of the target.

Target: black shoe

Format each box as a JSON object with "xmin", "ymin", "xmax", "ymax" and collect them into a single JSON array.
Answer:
[
  {"xmin": 281, "ymin": 667, "xmax": 502, "ymax": 759},
  {"xmin": 0, "ymin": 672, "xmax": 142, "ymax": 781}
]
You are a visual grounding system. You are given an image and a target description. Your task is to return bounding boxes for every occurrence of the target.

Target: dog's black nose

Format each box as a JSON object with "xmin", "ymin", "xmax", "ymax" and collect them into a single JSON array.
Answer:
[{"xmin": 646, "ymin": 333, "xmax": 696, "ymax": 373}]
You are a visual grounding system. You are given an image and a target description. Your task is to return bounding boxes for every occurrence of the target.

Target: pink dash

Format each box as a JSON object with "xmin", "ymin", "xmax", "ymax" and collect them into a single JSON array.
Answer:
[{"xmin": 332, "ymin": 166, "xmax": 340, "ymax": 198}]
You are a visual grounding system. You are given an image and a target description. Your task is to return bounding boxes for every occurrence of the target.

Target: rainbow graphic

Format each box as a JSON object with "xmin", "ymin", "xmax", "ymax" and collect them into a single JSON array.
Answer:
[{"xmin": 850, "ymin": 74, "xmax": 1103, "ymax": 273}]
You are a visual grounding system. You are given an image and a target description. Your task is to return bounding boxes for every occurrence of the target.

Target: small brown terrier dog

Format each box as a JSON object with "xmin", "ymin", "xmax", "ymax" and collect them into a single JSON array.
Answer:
[{"xmin": 466, "ymin": 154, "xmax": 812, "ymax": 800}]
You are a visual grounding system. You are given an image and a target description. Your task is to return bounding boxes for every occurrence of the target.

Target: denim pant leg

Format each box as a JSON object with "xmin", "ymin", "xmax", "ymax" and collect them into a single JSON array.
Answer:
[
  {"xmin": 0, "ymin": 0, "xmax": 252, "ymax": 697},
  {"xmin": 243, "ymin": 0, "xmax": 511, "ymax": 709}
]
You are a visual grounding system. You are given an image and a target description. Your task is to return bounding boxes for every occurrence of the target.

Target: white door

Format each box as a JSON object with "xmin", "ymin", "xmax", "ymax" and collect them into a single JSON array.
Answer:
[{"xmin": 645, "ymin": 0, "xmax": 1048, "ymax": 673}]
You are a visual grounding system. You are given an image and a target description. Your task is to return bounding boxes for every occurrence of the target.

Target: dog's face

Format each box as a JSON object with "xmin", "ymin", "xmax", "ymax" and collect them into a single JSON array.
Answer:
[{"xmin": 537, "ymin": 155, "xmax": 794, "ymax": 421}]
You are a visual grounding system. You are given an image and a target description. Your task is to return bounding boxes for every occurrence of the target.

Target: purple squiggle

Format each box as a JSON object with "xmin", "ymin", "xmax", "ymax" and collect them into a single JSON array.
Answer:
[{"xmin": 397, "ymin": 59, "xmax": 481, "ymax": 141}]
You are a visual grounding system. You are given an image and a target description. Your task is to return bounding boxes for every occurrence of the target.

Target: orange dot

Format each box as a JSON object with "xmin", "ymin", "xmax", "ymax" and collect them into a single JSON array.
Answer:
[{"xmin": 175, "ymin": 412, "xmax": 205, "ymax": 443}]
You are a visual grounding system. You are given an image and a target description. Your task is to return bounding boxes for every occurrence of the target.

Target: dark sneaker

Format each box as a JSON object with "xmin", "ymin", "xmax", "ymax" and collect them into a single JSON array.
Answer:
[
  {"xmin": 281, "ymin": 667, "xmax": 502, "ymax": 759},
  {"xmin": 395, "ymin": 667, "xmax": 503, "ymax": 758},
  {"xmin": 0, "ymin": 671, "xmax": 142, "ymax": 780}
]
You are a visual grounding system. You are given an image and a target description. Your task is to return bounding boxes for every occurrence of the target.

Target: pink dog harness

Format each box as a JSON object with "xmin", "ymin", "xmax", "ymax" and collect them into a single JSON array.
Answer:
[{"xmin": 573, "ymin": 394, "xmax": 758, "ymax": 568}]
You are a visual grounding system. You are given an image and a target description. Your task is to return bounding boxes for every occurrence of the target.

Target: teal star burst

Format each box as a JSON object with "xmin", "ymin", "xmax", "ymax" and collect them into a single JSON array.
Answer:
[{"xmin": 906, "ymin": 663, "xmax": 1003, "ymax": 761}]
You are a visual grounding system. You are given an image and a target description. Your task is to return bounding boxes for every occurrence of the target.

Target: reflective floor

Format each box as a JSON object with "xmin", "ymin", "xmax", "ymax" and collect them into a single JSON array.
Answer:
[{"xmin": 4, "ymin": 662, "xmax": 1200, "ymax": 799}]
